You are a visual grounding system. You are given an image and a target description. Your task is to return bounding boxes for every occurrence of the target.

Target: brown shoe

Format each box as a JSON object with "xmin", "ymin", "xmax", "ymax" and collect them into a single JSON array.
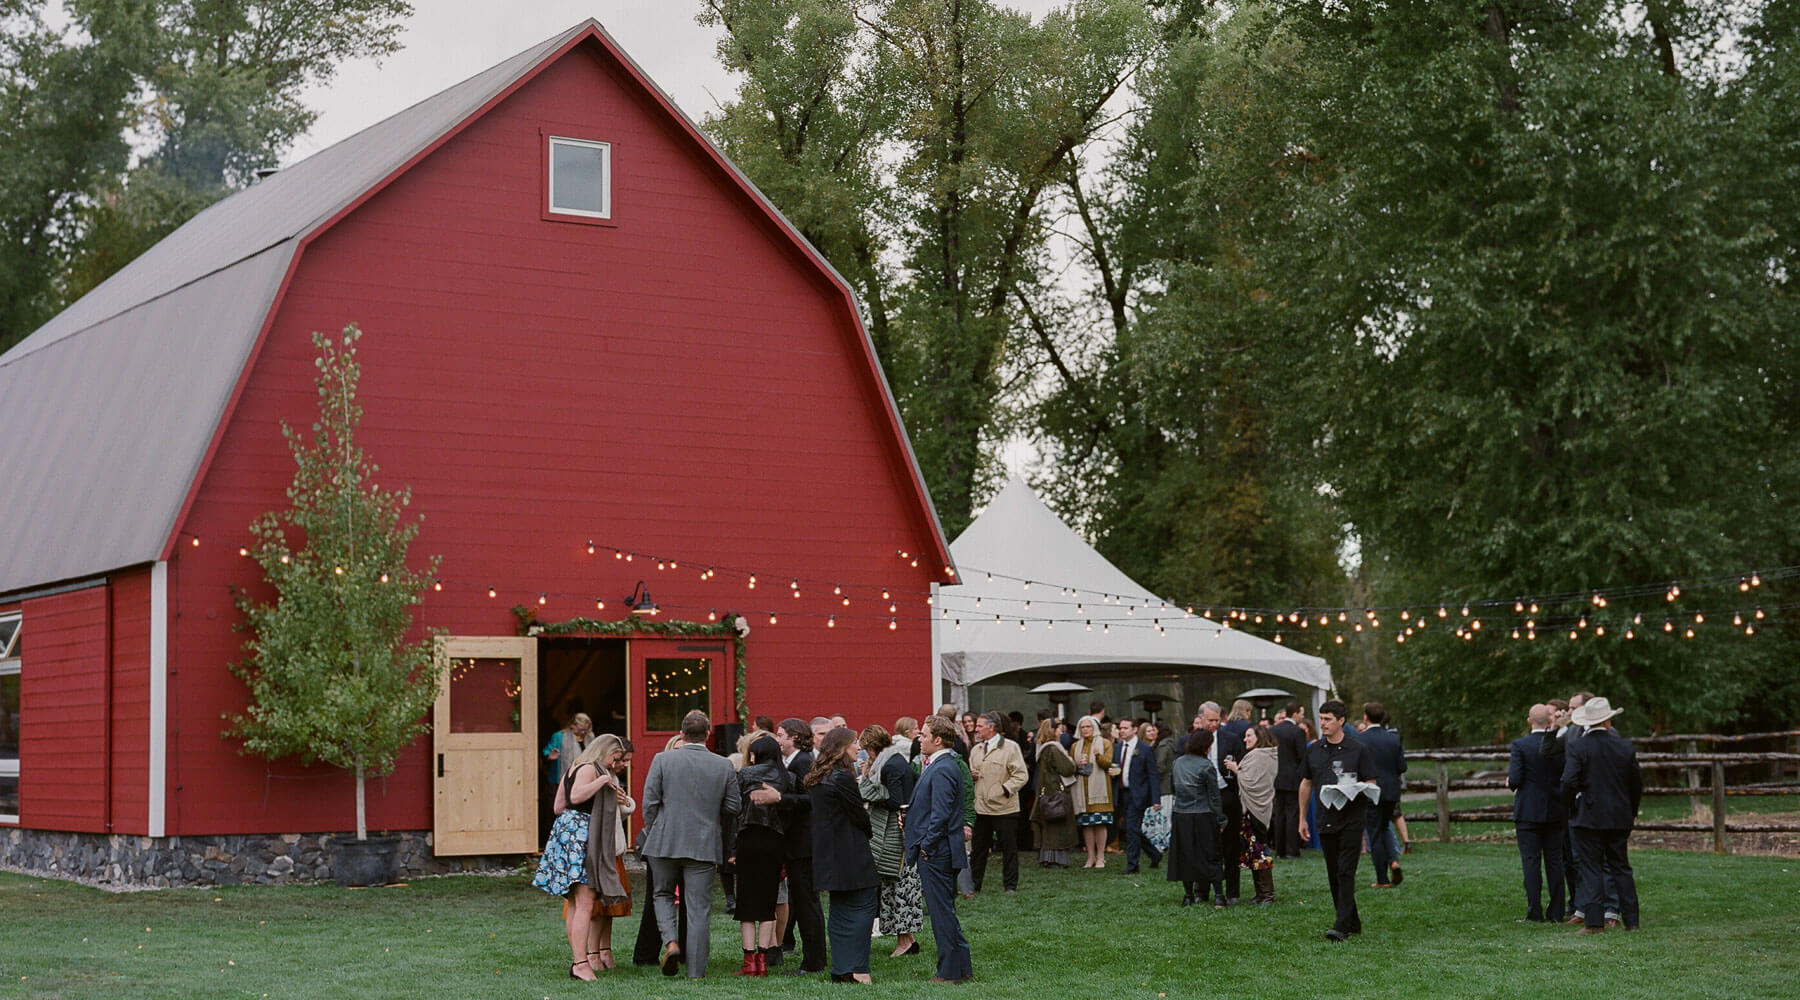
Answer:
[
  {"xmin": 1575, "ymin": 926, "xmax": 1604, "ymax": 935},
  {"xmin": 1563, "ymin": 915, "xmax": 1586, "ymax": 926}
]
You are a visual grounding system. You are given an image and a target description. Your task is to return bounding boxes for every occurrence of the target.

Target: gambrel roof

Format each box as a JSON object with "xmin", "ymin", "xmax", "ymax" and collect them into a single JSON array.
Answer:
[{"xmin": 0, "ymin": 20, "xmax": 949, "ymax": 597}]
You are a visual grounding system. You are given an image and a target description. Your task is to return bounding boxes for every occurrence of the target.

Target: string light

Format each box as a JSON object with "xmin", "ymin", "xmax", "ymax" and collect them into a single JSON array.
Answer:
[
  {"xmin": 890, "ymin": 618, "xmax": 899, "ymax": 630},
  {"xmin": 587, "ymin": 540, "xmax": 595, "ymax": 555},
  {"xmin": 239, "ymin": 546, "xmax": 249, "ymax": 557},
  {"xmin": 828, "ymin": 615, "xmax": 836, "ymax": 628},
  {"xmin": 379, "ymin": 572, "xmax": 389, "ymax": 584},
  {"xmin": 538, "ymin": 593, "xmax": 547, "ymax": 605},
  {"xmin": 487, "ymin": 587, "xmax": 497, "ymax": 598}
]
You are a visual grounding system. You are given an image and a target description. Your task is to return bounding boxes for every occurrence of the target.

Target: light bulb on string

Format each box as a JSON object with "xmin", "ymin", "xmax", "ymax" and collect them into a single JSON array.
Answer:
[
  {"xmin": 890, "ymin": 617, "xmax": 900, "ymax": 630},
  {"xmin": 1086, "ymin": 620, "xmax": 1093, "ymax": 632},
  {"xmin": 748, "ymin": 574, "xmax": 757, "ymax": 589},
  {"xmin": 1530, "ymin": 602, "xmax": 1539, "ymax": 614},
  {"xmin": 1595, "ymin": 625, "xmax": 1605, "ymax": 637},
  {"xmin": 769, "ymin": 612, "xmax": 778, "ymax": 625},
  {"xmin": 433, "ymin": 580, "xmax": 442, "ymax": 592},
  {"xmin": 1751, "ymin": 572, "xmax": 1761, "ymax": 586},
  {"xmin": 280, "ymin": 554, "xmax": 290, "ymax": 564},
  {"xmin": 379, "ymin": 572, "xmax": 389, "ymax": 584},
  {"xmin": 1528, "ymin": 629, "xmax": 1537, "ymax": 641},
  {"xmin": 1578, "ymin": 614, "xmax": 1588, "ymax": 629},
  {"xmin": 1401, "ymin": 610, "xmax": 1411, "ymax": 621},
  {"xmin": 538, "ymin": 593, "xmax": 547, "ymax": 606},
  {"xmin": 1335, "ymin": 634, "xmax": 1344, "ymax": 644},
  {"xmin": 238, "ymin": 546, "xmax": 249, "ymax": 557},
  {"xmin": 1354, "ymin": 623, "xmax": 1364, "ymax": 632},
  {"xmin": 1625, "ymin": 628, "xmax": 1635, "ymax": 639},
  {"xmin": 1568, "ymin": 630, "xmax": 1578, "ymax": 641},
  {"xmin": 656, "ymin": 561, "xmax": 665, "ymax": 571},
  {"xmin": 1019, "ymin": 620, "xmax": 1027, "ymax": 631},
  {"xmin": 595, "ymin": 599, "xmax": 605, "ymax": 611},
  {"xmin": 1695, "ymin": 613, "xmax": 1704, "ymax": 624},
  {"xmin": 1745, "ymin": 624, "xmax": 1755, "ymax": 635},
  {"xmin": 614, "ymin": 550, "xmax": 623, "ymax": 560},
  {"xmin": 1740, "ymin": 577, "xmax": 1750, "ymax": 592},
  {"xmin": 1460, "ymin": 605, "xmax": 1470, "ymax": 616},
  {"xmin": 1511, "ymin": 629, "xmax": 1520, "ymax": 640},
  {"xmin": 1685, "ymin": 628, "xmax": 1695, "ymax": 639},
  {"xmin": 882, "ymin": 589, "xmax": 890, "ymax": 600},
  {"xmin": 1664, "ymin": 620, "xmax": 1674, "ymax": 632},
  {"xmin": 842, "ymin": 596, "xmax": 851, "ymax": 607},
  {"xmin": 1438, "ymin": 605, "xmax": 1448, "ymax": 618},
  {"xmin": 955, "ymin": 619, "xmax": 963, "ymax": 630},
  {"xmin": 1471, "ymin": 619, "xmax": 1482, "ymax": 630},
  {"xmin": 708, "ymin": 608, "xmax": 717, "ymax": 621},
  {"xmin": 828, "ymin": 615, "xmax": 836, "ymax": 628},
  {"xmin": 334, "ymin": 565, "xmax": 344, "ymax": 576},
  {"xmin": 1755, "ymin": 607, "xmax": 1765, "ymax": 620},
  {"xmin": 487, "ymin": 587, "xmax": 497, "ymax": 599},
  {"xmin": 1667, "ymin": 584, "xmax": 1680, "ymax": 601},
  {"xmin": 1274, "ymin": 633, "xmax": 1283, "ymax": 644},
  {"xmin": 1633, "ymin": 612, "xmax": 1643, "ymax": 626},
  {"xmin": 889, "ymin": 603, "xmax": 898, "ymax": 614},
  {"xmin": 1514, "ymin": 600, "xmax": 1524, "ymax": 613},
  {"xmin": 834, "ymin": 584, "xmax": 842, "ymax": 595}
]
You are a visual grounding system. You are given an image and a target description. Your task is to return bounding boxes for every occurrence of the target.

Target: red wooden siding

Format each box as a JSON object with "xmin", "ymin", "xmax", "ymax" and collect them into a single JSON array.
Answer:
[
  {"xmin": 18, "ymin": 586, "xmax": 109, "ymax": 832},
  {"xmin": 107, "ymin": 567, "xmax": 152, "ymax": 833},
  {"xmin": 168, "ymin": 39, "xmax": 940, "ymax": 835}
]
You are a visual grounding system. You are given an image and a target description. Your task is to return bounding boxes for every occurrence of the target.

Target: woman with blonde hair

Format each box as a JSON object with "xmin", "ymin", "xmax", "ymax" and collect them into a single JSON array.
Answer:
[
  {"xmin": 1029, "ymin": 718, "xmax": 1079, "ymax": 867},
  {"xmin": 1069, "ymin": 715, "xmax": 1115, "ymax": 868},
  {"xmin": 532, "ymin": 732, "xmax": 635, "ymax": 979},
  {"xmin": 543, "ymin": 712, "xmax": 593, "ymax": 786}
]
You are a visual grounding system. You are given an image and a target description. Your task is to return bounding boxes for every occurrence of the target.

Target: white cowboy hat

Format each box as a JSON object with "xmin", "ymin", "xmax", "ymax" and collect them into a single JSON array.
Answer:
[{"xmin": 1571, "ymin": 696, "xmax": 1623, "ymax": 728}]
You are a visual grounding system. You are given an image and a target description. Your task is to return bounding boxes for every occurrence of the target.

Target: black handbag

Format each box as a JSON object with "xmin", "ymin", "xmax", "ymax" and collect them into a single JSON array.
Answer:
[{"xmin": 1037, "ymin": 788, "xmax": 1070, "ymax": 821}]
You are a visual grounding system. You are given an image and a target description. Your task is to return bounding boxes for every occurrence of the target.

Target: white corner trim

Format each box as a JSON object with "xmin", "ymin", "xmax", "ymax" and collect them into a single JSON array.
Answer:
[{"xmin": 149, "ymin": 561, "xmax": 168, "ymax": 837}]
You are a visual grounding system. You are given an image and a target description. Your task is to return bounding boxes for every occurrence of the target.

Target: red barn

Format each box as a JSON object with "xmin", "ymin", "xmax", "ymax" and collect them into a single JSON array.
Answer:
[{"xmin": 0, "ymin": 20, "xmax": 952, "ymax": 885}]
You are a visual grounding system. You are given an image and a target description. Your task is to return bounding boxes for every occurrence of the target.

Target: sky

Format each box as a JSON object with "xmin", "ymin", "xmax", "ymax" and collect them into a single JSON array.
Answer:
[{"xmin": 291, "ymin": 0, "xmax": 1066, "ymax": 164}]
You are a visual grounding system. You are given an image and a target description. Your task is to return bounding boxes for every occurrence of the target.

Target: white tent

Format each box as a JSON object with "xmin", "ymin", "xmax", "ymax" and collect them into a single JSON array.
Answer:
[{"xmin": 933, "ymin": 479, "xmax": 1334, "ymax": 707}]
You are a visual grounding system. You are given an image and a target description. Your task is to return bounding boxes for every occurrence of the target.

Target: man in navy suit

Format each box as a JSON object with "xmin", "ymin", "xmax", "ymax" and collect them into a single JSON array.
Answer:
[
  {"xmin": 1508, "ymin": 703, "xmax": 1566, "ymax": 921},
  {"xmin": 906, "ymin": 714, "xmax": 974, "ymax": 983},
  {"xmin": 1560, "ymin": 696, "xmax": 1643, "ymax": 933},
  {"xmin": 1358, "ymin": 702, "xmax": 1407, "ymax": 889},
  {"xmin": 1114, "ymin": 717, "xmax": 1161, "ymax": 873}
]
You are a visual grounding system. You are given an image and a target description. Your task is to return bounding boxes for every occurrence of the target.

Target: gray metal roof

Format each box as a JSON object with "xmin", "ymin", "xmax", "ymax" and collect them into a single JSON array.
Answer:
[
  {"xmin": 0, "ymin": 25, "xmax": 585, "ymax": 596},
  {"xmin": 0, "ymin": 18, "xmax": 953, "ymax": 597}
]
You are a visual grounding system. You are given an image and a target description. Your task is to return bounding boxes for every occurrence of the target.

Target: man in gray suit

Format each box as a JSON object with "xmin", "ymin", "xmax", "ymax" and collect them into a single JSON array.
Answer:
[{"xmin": 641, "ymin": 710, "xmax": 742, "ymax": 977}]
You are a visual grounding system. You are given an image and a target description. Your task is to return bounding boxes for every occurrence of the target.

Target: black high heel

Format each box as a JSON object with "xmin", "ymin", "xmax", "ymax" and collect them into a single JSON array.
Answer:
[{"xmin": 570, "ymin": 959, "xmax": 592, "ymax": 980}]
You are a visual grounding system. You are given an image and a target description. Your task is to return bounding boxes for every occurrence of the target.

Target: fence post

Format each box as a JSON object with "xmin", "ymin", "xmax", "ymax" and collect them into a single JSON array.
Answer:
[
  {"xmin": 1436, "ymin": 760, "xmax": 1451, "ymax": 843},
  {"xmin": 1712, "ymin": 759, "xmax": 1728, "ymax": 855},
  {"xmin": 1686, "ymin": 739, "xmax": 1702, "ymax": 819}
]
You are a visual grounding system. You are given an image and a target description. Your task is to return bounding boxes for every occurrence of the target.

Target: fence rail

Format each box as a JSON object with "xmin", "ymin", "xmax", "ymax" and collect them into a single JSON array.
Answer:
[{"xmin": 1402, "ymin": 732, "xmax": 1800, "ymax": 854}]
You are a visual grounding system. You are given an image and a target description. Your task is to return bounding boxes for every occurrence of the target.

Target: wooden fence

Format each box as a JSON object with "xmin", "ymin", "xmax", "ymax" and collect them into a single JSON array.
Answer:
[{"xmin": 1400, "ymin": 729, "xmax": 1800, "ymax": 854}]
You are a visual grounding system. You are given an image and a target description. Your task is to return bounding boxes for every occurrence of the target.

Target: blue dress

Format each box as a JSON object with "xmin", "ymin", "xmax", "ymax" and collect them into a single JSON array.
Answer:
[{"xmin": 533, "ymin": 768, "xmax": 594, "ymax": 897}]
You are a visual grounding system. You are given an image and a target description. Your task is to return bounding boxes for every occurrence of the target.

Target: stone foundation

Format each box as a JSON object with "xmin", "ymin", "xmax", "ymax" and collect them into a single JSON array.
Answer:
[{"xmin": 0, "ymin": 827, "xmax": 519, "ymax": 888}]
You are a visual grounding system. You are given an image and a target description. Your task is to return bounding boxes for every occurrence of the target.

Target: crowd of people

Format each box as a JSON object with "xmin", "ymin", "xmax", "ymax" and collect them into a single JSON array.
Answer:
[
  {"xmin": 530, "ymin": 687, "xmax": 1644, "ymax": 979},
  {"xmin": 1509, "ymin": 690, "xmax": 1644, "ymax": 933}
]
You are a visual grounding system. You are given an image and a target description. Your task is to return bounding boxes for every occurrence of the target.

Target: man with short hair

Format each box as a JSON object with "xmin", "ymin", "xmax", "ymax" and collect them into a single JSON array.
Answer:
[
  {"xmin": 968, "ymin": 711, "xmax": 1029, "ymax": 893},
  {"xmin": 907, "ymin": 715, "xmax": 974, "ymax": 983},
  {"xmin": 1358, "ymin": 702, "xmax": 1407, "ymax": 889},
  {"xmin": 811, "ymin": 716, "xmax": 834, "ymax": 748},
  {"xmin": 1113, "ymin": 717, "xmax": 1162, "ymax": 873},
  {"xmin": 1560, "ymin": 696, "xmax": 1643, "ymax": 933},
  {"xmin": 1298, "ymin": 701, "xmax": 1378, "ymax": 942},
  {"xmin": 641, "ymin": 710, "xmax": 742, "ymax": 977},
  {"xmin": 1268, "ymin": 702, "xmax": 1307, "ymax": 858},
  {"xmin": 1546, "ymin": 690, "xmax": 1618, "ymax": 925},
  {"xmin": 1215, "ymin": 700, "xmax": 1255, "ymax": 901},
  {"xmin": 1509, "ymin": 703, "xmax": 1566, "ymax": 922}
]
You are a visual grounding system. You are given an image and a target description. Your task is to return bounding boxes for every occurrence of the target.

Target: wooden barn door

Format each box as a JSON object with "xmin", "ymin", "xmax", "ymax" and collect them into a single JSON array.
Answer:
[
  {"xmin": 626, "ymin": 637, "xmax": 734, "ymax": 820},
  {"xmin": 433, "ymin": 636, "xmax": 539, "ymax": 855}
]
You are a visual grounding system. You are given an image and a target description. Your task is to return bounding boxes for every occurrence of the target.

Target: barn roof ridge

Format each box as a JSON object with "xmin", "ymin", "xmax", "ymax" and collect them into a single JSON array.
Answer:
[{"xmin": 0, "ymin": 17, "xmax": 953, "ymax": 599}]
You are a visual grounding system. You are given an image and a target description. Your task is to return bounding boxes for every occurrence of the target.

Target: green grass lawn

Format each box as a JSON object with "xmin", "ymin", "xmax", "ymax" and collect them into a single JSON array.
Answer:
[{"xmin": 4, "ymin": 842, "xmax": 1797, "ymax": 1000}]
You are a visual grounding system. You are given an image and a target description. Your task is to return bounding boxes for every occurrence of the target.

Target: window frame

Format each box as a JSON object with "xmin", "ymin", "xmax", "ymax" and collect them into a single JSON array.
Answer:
[
  {"xmin": 545, "ymin": 135, "xmax": 613, "ymax": 222},
  {"xmin": 0, "ymin": 611, "xmax": 18, "ymax": 825}
]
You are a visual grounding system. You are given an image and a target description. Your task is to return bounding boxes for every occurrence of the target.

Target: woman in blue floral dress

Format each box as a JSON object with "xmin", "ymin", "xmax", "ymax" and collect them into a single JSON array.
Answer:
[{"xmin": 534, "ymin": 733, "xmax": 634, "ymax": 980}]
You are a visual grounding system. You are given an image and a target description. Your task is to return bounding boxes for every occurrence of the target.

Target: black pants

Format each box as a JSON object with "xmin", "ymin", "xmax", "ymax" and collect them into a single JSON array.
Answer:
[
  {"xmin": 970, "ymin": 812, "xmax": 1020, "ymax": 891},
  {"xmin": 1572, "ymin": 827, "xmax": 1640, "ymax": 929},
  {"xmin": 1515, "ymin": 821, "xmax": 1566, "ymax": 921},
  {"xmin": 1319, "ymin": 826, "xmax": 1363, "ymax": 934},
  {"xmin": 782, "ymin": 856, "xmax": 828, "ymax": 971},
  {"xmin": 1271, "ymin": 787, "xmax": 1302, "ymax": 857},
  {"xmin": 1220, "ymin": 786, "xmax": 1244, "ymax": 897}
]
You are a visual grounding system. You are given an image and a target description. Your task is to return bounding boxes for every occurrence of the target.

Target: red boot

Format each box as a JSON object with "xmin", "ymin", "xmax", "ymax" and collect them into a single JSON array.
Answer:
[
  {"xmin": 754, "ymin": 951, "xmax": 768, "ymax": 977},
  {"xmin": 736, "ymin": 952, "xmax": 759, "ymax": 976}
]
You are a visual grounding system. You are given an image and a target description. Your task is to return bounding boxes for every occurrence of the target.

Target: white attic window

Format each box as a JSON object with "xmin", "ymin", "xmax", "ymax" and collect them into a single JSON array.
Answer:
[{"xmin": 547, "ymin": 136, "xmax": 611, "ymax": 219}]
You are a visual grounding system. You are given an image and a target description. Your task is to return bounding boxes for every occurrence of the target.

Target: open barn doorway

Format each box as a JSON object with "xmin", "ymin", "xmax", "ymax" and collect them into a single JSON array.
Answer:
[{"xmin": 537, "ymin": 638, "xmax": 628, "ymax": 843}]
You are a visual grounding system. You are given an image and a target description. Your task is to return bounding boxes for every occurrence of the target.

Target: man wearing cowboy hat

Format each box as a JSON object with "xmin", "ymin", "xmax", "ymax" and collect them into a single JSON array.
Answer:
[{"xmin": 1559, "ymin": 696, "xmax": 1643, "ymax": 933}]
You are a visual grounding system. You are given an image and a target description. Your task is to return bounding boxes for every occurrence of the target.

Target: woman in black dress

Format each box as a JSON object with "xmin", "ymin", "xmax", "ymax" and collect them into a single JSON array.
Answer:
[
  {"xmin": 729, "ymin": 734, "xmax": 790, "ymax": 976},
  {"xmin": 807, "ymin": 727, "xmax": 880, "ymax": 984},
  {"xmin": 1167, "ymin": 728, "xmax": 1226, "ymax": 907}
]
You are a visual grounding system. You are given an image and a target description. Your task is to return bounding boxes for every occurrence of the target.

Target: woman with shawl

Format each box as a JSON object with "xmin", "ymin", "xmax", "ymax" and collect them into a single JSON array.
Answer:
[
  {"xmin": 1029, "ymin": 718, "xmax": 1079, "ymax": 867},
  {"xmin": 858, "ymin": 722, "xmax": 923, "ymax": 959},
  {"xmin": 1225, "ymin": 722, "xmax": 1278, "ymax": 904},
  {"xmin": 1069, "ymin": 715, "xmax": 1116, "ymax": 868},
  {"xmin": 532, "ymin": 733, "xmax": 635, "ymax": 980}
]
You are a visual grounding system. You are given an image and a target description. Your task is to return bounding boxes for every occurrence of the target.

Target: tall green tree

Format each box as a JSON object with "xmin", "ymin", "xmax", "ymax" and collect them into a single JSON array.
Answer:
[
  {"xmin": 0, "ymin": 0, "xmax": 145, "ymax": 345},
  {"xmin": 1248, "ymin": 0, "xmax": 1799, "ymax": 739},
  {"xmin": 0, "ymin": 0, "xmax": 412, "ymax": 353},
  {"xmin": 229, "ymin": 326, "xmax": 442, "ymax": 841},
  {"xmin": 702, "ymin": 0, "xmax": 1152, "ymax": 534}
]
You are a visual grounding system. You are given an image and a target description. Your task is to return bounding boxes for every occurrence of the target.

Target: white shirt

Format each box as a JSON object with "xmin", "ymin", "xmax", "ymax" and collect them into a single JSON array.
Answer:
[
  {"xmin": 783, "ymin": 750, "xmax": 799, "ymax": 769},
  {"xmin": 1119, "ymin": 737, "xmax": 1138, "ymax": 785},
  {"xmin": 983, "ymin": 734, "xmax": 1004, "ymax": 754}
]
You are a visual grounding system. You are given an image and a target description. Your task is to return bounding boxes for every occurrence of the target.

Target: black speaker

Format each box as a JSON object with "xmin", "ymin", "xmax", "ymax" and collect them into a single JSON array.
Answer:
[{"xmin": 714, "ymin": 721, "xmax": 744, "ymax": 757}]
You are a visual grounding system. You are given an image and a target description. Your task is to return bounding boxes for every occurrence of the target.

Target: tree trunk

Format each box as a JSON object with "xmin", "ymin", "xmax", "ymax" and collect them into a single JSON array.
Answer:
[{"xmin": 355, "ymin": 761, "xmax": 368, "ymax": 840}]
